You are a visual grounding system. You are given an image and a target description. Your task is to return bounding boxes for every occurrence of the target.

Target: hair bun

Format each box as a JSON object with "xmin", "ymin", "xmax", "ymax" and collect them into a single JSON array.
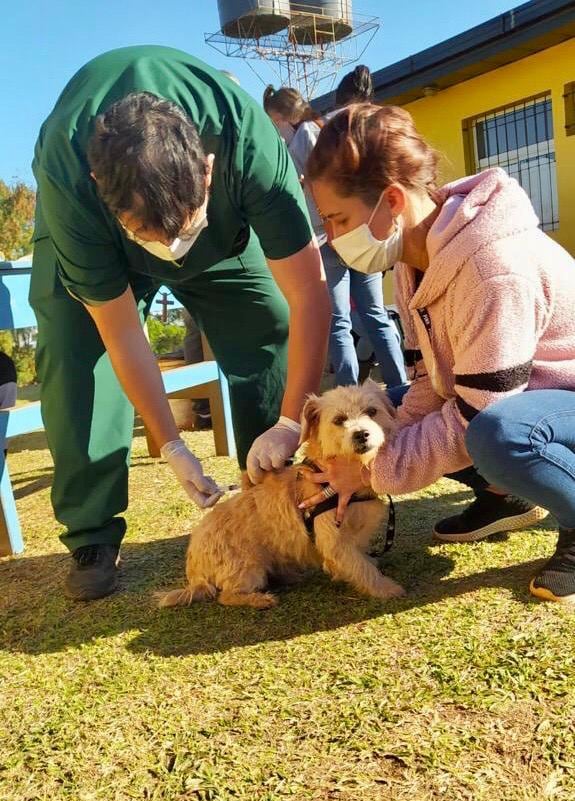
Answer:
[
  {"xmin": 335, "ymin": 65, "xmax": 374, "ymax": 105},
  {"xmin": 353, "ymin": 66, "xmax": 373, "ymax": 99},
  {"xmin": 353, "ymin": 65, "xmax": 371, "ymax": 81}
]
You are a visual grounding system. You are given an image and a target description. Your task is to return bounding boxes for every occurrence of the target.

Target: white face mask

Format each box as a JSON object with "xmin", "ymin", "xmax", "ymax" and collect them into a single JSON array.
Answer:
[
  {"xmin": 331, "ymin": 192, "xmax": 403, "ymax": 274},
  {"xmin": 123, "ymin": 194, "xmax": 209, "ymax": 262}
]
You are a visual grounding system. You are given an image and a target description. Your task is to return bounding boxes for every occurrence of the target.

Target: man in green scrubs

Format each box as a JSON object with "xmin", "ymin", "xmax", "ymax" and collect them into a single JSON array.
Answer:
[{"xmin": 31, "ymin": 46, "xmax": 330, "ymax": 600}]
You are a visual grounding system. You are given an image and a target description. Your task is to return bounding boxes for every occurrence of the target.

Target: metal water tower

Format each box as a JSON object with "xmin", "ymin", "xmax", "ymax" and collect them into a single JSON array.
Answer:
[
  {"xmin": 217, "ymin": 0, "xmax": 291, "ymax": 38},
  {"xmin": 206, "ymin": 1, "xmax": 379, "ymax": 100}
]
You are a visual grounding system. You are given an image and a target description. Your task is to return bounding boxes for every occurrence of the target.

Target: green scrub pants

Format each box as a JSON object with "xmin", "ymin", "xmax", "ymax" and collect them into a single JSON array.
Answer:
[{"xmin": 30, "ymin": 234, "xmax": 289, "ymax": 551}]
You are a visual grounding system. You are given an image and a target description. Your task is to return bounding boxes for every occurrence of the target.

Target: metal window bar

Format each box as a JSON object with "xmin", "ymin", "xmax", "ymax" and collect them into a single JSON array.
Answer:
[{"xmin": 465, "ymin": 94, "xmax": 558, "ymax": 231}]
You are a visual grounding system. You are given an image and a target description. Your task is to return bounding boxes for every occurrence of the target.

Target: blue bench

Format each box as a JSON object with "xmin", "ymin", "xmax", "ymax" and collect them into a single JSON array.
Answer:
[{"xmin": 0, "ymin": 262, "xmax": 236, "ymax": 556}]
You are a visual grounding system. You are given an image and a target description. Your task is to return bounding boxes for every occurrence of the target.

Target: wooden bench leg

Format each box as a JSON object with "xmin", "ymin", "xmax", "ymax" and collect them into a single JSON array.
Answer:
[
  {"xmin": 0, "ymin": 452, "xmax": 24, "ymax": 556},
  {"xmin": 144, "ymin": 372, "xmax": 236, "ymax": 460}
]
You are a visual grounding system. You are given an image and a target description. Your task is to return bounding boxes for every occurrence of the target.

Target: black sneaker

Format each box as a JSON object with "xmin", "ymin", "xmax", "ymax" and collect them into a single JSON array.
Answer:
[
  {"xmin": 433, "ymin": 491, "xmax": 548, "ymax": 543},
  {"xmin": 195, "ymin": 411, "xmax": 213, "ymax": 431},
  {"xmin": 64, "ymin": 544, "xmax": 120, "ymax": 601},
  {"xmin": 530, "ymin": 528, "xmax": 575, "ymax": 604}
]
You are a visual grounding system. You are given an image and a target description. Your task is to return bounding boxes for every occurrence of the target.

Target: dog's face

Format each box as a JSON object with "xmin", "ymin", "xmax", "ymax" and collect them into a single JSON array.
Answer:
[{"xmin": 300, "ymin": 379, "xmax": 397, "ymax": 460}]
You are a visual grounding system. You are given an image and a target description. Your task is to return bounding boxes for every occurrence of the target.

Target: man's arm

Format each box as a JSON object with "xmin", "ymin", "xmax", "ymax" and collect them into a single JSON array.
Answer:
[
  {"xmin": 266, "ymin": 238, "xmax": 331, "ymax": 423},
  {"xmin": 82, "ymin": 286, "xmax": 180, "ymax": 448},
  {"xmin": 237, "ymin": 103, "xmax": 330, "ymax": 480},
  {"xmin": 83, "ymin": 287, "xmax": 224, "ymax": 507}
]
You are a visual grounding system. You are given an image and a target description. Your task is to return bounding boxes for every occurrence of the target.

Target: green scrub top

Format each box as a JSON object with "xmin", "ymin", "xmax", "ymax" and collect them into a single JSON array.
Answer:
[{"xmin": 32, "ymin": 45, "xmax": 313, "ymax": 304}]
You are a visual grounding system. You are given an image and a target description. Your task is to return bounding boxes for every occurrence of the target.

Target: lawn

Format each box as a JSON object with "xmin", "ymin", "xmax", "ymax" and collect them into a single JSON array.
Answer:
[{"xmin": 1, "ymin": 423, "xmax": 574, "ymax": 801}]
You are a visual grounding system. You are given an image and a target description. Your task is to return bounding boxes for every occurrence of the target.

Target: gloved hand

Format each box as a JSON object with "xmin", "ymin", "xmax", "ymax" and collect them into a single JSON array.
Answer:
[
  {"xmin": 161, "ymin": 439, "xmax": 223, "ymax": 509},
  {"xmin": 246, "ymin": 416, "xmax": 302, "ymax": 484}
]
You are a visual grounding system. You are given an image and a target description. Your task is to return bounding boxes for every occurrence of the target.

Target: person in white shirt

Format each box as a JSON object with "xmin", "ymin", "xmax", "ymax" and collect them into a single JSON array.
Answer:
[{"xmin": 264, "ymin": 74, "xmax": 407, "ymax": 388}]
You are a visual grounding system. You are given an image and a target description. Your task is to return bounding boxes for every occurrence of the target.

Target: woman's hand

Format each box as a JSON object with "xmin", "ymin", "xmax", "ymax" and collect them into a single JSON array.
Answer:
[{"xmin": 298, "ymin": 457, "xmax": 369, "ymax": 526}]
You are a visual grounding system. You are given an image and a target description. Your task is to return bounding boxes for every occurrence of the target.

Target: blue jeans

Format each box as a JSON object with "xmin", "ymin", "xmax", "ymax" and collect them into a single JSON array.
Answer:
[
  {"xmin": 466, "ymin": 390, "xmax": 575, "ymax": 529},
  {"xmin": 321, "ymin": 244, "xmax": 407, "ymax": 388}
]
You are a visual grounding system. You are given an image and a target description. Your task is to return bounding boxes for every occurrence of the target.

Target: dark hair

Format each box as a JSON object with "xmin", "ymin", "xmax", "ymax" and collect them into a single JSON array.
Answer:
[
  {"xmin": 307, "ymin": 104, "xmax": 440, "ymax": 206},
  {"xmin": 87, "ymin": 92, "xmax": 207, "ymax": 239},
  {"xmin": 262, "ymin": 84, "xmax": 316, "ymax": 124},
  {"xmin": 335, "ymin": 65, "xmax": 374, "ymax": 106}
]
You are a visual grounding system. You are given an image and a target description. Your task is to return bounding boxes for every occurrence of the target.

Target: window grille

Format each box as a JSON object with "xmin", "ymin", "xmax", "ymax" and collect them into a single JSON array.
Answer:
[{"xmin": 462, "ymin": 94, "xmax": 558, "ymax": 231}]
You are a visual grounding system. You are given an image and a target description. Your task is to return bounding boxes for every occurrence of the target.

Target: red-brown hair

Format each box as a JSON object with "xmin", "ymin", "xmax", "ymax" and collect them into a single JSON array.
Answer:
[{"xmin": 307, "ymin": 104, "xmax": 440, "ymax": 205}]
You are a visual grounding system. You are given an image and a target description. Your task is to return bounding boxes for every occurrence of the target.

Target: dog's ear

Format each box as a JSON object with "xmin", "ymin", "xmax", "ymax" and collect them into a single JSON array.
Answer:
[
  {"xmin": 362, "ymin": 377, "xmax": 397, "ymax": 421},
  {"xmin": 300, "ymin": 394, "xmax": 322, "ymax": 444}
]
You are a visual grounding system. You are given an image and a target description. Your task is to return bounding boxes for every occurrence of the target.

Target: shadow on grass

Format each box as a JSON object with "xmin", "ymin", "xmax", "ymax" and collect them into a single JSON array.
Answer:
[
  {"xmin": 7, "ymin": 468, "xmax": 53, "ymax": 500},
  {"xmin": 0, "ymin": 488, "xmax": 555, "ymax": 658},
  {"xmin": 6, "ymin": 455, "xmax": 162, "ymax": 501},
  {"xmin": 6, "ymin": 430, "xmax": 50, "ymax": 454},
  {"xmin": 6, "ymin": 421, "xmax": 152, "ymax": 456}
]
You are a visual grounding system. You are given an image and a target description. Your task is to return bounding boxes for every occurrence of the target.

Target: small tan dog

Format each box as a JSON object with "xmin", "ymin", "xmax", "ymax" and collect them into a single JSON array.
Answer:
[{"xmin": 158, "ymin": 380, "xmax": 405, "ymax": 609}]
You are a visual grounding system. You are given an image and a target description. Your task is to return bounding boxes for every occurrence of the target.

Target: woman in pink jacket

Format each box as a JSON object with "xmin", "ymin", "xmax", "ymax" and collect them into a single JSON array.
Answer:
[{"xmin": 301, "ymin": 103, "xmax": 575, "ymax": 605}]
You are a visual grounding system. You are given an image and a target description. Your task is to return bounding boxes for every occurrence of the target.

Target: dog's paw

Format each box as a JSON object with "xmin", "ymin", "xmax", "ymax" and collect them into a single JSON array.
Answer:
[
  {"xmin": 252, "ymin": 592, "xmax": 278, "ymax": 609},
  {"xmin": 155, "ymin": 588, "xmax": 192, "ymax": 608},
  {"xmin": 373, "ymin": 578, "xmax": 406, "ymax": 600}
]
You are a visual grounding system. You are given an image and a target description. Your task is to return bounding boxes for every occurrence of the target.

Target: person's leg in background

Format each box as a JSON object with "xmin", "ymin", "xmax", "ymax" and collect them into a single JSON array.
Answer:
[
  {"xmin": 349, "ymin": 269, "xmax": 408, "ymax": 389},
  {"xmin": 320, "ymin": 243, "xmax": 358, "ymax": 386},
  {"xmin": 0, "ymin": 352, "xmax": 17, "ymax": 458},
  {"xmin": 30, "ymin": 238, "xmax": 157, "ymax": 600},
  {"xmin": 182, "ymin": 309, "xmax": 204, "ymax": 364},
  {"xmin": 172, "ymin": 232, "xmax": 289, "ymax": 475},
  {"xmin": 387, "ymin": 382, "xmax": 547, "ymax": 543},
  {"xmin": 0, "ymin": 353, "xmax": 17, "ymax": 410},
  {"xmin": 349, "ymin": 310, "xmax": 377, "ymax": 383},
  {"xmin": 467, "ymin": 389, "xmax": 575, "ymax": 603}
]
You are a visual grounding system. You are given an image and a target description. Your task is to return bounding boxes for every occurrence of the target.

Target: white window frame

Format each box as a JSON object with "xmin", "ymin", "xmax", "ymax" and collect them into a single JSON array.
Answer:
[{"xmin": 464, "ymin": 93, "xmax": 559, "ymax": 232}]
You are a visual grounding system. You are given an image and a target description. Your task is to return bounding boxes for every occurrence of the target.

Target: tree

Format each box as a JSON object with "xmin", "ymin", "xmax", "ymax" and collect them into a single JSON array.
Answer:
[
  {"xmin": 0, "ymin": 179, "xmax": 37, "ymax": 385},
  {"xmin": 0, "ymin": 180, "xmax": 36, "ymax": 260},
  {"xmin": 146, "ymin": 316, "xmax": 185, "ymax": 356}
]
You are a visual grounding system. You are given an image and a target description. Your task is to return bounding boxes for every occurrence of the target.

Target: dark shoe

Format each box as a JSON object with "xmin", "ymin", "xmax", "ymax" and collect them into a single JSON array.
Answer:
[
  {"xmin": 433, "ymin": 491, "xmax": 549, "ymax": 543},
  {"xmin": 530, "ymin": 528, "xmax": 575, "ymax": 604},
  {"xmin": 64, "ymin": 544, "xmax": 120, "ymax": 601},
  {"xmin": 194, "ymin": 411, "xmax": 213, "ymax": 431}
]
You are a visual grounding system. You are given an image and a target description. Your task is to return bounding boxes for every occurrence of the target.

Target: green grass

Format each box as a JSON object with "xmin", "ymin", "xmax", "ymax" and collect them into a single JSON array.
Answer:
[{"xmin": 1, "ymin": 424, "xmax": 574, "ymax": 800}]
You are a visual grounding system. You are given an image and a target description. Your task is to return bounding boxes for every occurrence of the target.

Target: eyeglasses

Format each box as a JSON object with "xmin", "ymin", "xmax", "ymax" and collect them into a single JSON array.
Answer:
[
  {"xmin": 117, "ymin": 220, "xmax": 150, "ymax": 247},
  {"xmin": 117, "ymin": 198, "xmax": 208, "ymax": 245}
]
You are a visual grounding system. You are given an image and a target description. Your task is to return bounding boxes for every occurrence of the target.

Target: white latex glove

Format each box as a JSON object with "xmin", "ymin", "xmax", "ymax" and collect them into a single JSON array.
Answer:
[
  {"xmin": 161, "ymin": 439, "xmax": 224, "ymax": 509},
  {"xmin": 246, "ymin": 416, "xmax": 302, "ymax": 484}
]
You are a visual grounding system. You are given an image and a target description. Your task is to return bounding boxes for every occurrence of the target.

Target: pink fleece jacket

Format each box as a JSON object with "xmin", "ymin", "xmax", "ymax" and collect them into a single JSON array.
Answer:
[{"xmin": 371, "ymin": 167, "xmax": 575, "ymax": 496}]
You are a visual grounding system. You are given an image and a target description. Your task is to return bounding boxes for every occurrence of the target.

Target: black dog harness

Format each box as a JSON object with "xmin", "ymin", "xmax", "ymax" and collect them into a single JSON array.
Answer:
[{"xmin": 297, "ymin": 459, "xmax": 396, "ymax": 553}]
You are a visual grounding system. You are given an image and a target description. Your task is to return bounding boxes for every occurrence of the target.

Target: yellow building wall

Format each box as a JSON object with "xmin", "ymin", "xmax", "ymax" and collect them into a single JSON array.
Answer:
[{"xmin": 383, "ymin": 37, "xmax": 575, "ymax": 304}]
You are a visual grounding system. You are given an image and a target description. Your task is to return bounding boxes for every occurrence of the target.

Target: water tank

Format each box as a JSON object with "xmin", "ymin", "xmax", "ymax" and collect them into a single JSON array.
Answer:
[
  {"xmin": 218, "ymin": 0, "xmax": 291, "ymax": 38},
  {"xmin": 290, "ymin": 0, "xmax": 352, "ymax": 43},
  {"xmin": 290, "ymin": 0, "xmax": 352, "ymax": 45}
]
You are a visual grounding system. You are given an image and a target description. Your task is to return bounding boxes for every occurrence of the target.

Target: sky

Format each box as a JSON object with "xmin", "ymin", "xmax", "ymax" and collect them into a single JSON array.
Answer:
[{"xmin": 1, "ymin": 0, "xmax": 516, "ymax": 185}]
